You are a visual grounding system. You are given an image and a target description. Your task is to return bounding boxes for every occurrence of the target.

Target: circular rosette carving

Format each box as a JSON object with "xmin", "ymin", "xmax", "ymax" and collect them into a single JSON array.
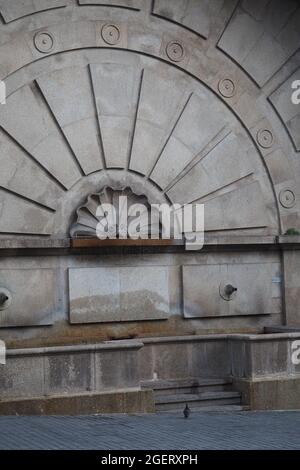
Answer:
[
  {"xmin": 279, "ymin": 189, "xmax": 296, "ymax": 209},
  {"xmin": 256, "ymin": 129, "xmax": 274, "ymax": 148},
  {"xmin": 101, "ymin": 24, "xmax": 121, "ymax": 45},
  {"xmin": 70, "ymin": 187, "xmax": 162, "ymax": 239},
  {"xmin": 34, "ymin": 31, "xmax": 55, "ymax": 53},
  {"xmin": 218, "ymin": 78, "xmax": 235, "ymax": 98},
  {"xmin": 166, "ymin": 41, "xmax": 185, "ymax": 62}
]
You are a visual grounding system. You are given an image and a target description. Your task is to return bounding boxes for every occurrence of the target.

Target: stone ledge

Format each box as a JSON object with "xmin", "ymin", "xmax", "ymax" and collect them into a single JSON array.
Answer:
[
  {"xmin": 265, "ymin": 326, "xmax": 300, "ymax": 334},
  {"xmin": 141, "ymin": 332, "xmax": 300, "ymax": 345},
  {"xmin": 0, "ymin": 238, "xmax": 70, "ymax": 249},
  {"xmin": 6, "ymin": 339, "xmax": 144, "ymax": 356},
  {"xmin": 1, "ymin": 235, "xmax": 299, "ymax": 254},
  {"xmin": 278, "ymin": 235, "xmax": 300, "ymax": 244},
  {"xmin": 234, "ymin": 376, "xmax": 300, "ymax": 410},
  {"xmin": 0, "ymin": 389, "xmax": 155, "ymax": 416}
]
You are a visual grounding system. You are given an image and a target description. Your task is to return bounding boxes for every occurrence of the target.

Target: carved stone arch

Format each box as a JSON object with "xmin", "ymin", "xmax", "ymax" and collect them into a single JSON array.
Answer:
[
  {"xmin": 1, "ymin": 1, "xmax": 300, "ymax": 412},
  {"xmin": 69, "ymin": 178, "xmax": 166, "ymax": 239},
  {"xmin": 0, "ymin": 49, "xmax": 282, "ymax": 237},
  {"xmin": 0, "ymin": 2, "xmax": 299, "ymax": 237}
]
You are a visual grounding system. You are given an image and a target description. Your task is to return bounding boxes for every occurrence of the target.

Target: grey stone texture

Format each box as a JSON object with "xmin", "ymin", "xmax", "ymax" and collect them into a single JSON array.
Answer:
[
  {"xmin": 1, "ymin": 333, "xmax": 300, "ymax": 413},
  {"xmin": 270, "ymin": 68, "xmax": 300, "ymax": 152},
  {"xmin": 0, "ymin": 0, "xmax": 300, "ymax": 413},
  {"xmin": 183, "ymin": 262, "xmax": 281, "ymax": 318},
  {"xmin": 1, "ymin": 411, "xmax": 300, "ymax": 450},
  {"xmin": 69, "ymin": 266, "xmax": 170, "ymax": 323},
  {"xmin": 0, "ymin": 269, "xmax": 57, "ymax": 327},
  {"xmin": 0, "ymin": 341, "xmax": 144, "ymax": 401},
  {"xmin": 0, "ymin": 1, "xmax": 69, "ymax": 23},
  {"xmin": 0, "ymin": 1, "xmax": 298, "ymax": 240},
  {"xmin": 283, "ymin": 248, "xmax": 300, "ymax": 326},
  {"xmin": 0, "ymin": 250, "xmax": 284, "ymax": 340},
  {"xmin": 0, "ymin": 390, "xmax": 154, "ymax": 416},
  {"xmin": 218, "ymin": 0, "xmax": 300, "ymax": 87}
]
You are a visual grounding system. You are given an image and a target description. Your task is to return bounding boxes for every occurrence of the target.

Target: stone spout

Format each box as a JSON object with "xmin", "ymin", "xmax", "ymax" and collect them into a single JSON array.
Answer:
[
  {"xmin": 224, "ymin": 284, "xmax": 238, "ymax": 297},
  {"xmin": 0, "ymin": 293, "xmax": 8, "ymax": 306}
]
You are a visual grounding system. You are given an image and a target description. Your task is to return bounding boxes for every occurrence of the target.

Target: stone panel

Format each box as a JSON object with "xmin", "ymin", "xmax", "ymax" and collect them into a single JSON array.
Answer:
[
  {"xmin": 0, "ymin": 85, "xmax": 81, "ymax": 189},
  {"xmin": 151, "ymin": 342, "xmax": 190, "ymax": 379},
  {"xmin": 0, "ymin": 0, "xmax": 68, "ymax": 23},
  {"xmin": 95, "ymin": 349, "xmax": 140, "ymax": 390},
  {"xmin": 218, "ymin": 1, "xmax": 300, "ymax": 86},
  {"xmin": 0, "ymin": 190, "xmax": 53, "ymax": 236},
  {"xmin": 129, "ymin": 70, "xmax": 190, "ymax": 176},
  {"xmin": 189, "ymin": 340, "xmax": 231, "ymax": 378},
  {"xmin": 152, "ymin": 0, "xmax": 228, "ymax": 39},
  {"xmin": 167, "ymin": 131, "xmax": 254, "ymax": 203},
  {"xmin": 90, "ymin": 63, "xmax": 141, "ymax": 168},
  {"xmin": 44, "ymin": 352, "xmax": 93, "ymax": 395},
  {"xmin": 0, "ymin": 269, "xmax": 56, "ymax": 327},
  {"xmin": 269, "ymin": 69, "xmax": 300, "ymax": 152},
  {"xmin": 283, "ymin": 249, "xmax": 300, "ymax": 325},
  {"xmin": 183, "ymin": 263, "xmax": 281, "ymax": 318},
  {"xmin": 0, "ymin": 355, "xmax": 44, "ymax": 399},
  {"xmin": 235, "ymin": 376, "xmax": 300, "ymax": 410},
  {"xmin": 150, "ymin": 90, "xmax": 233, "ymax": 189},
  {"xmin": 249, "ymin": 339, "xmax": 289, "ymax": 377},
  {"xmin": 37, "ymin": 66, "xmax": 104, "ymax": 174},
  {"xmin": 0, "ymin": 129, "xmax": 63, "ymax": 210},
  {"xmin": 201, "ymin": 181, "xmax": 271, "ymax": 232},
  {"xmin": 69, "ymin": 266, "xmax": 170, "ymax": 323},
  {"xmin": 78, "ymin": 0, "xmax": 141, "ymax": 9}
]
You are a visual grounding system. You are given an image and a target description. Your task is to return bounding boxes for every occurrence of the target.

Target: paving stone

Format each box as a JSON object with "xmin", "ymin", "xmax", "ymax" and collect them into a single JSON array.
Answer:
[{"xmin": 0, "ymin": 412, "xmax": 299, "ymax": 450}]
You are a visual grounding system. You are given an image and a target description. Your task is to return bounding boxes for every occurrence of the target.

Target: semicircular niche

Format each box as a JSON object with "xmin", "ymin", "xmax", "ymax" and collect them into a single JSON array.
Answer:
[
  {"xmin": 0, "ymin": 51, "xmax": 279, "ymax": 238},
  {"xmin": 70, "ymin": 186, "xmax": 162, "ymax": 239}
]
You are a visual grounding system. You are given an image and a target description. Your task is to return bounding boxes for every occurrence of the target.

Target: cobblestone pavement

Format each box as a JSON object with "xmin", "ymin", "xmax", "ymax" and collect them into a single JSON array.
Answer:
[{"xmin": 0, "ymin": 411, "xmax": 299, "ymax": 450}]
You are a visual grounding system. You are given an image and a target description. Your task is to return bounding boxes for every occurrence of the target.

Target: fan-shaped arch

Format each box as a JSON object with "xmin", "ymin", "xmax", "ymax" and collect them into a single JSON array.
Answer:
[{"xmin": 0, "ymin": 50, "xmax": 280, "ymax": 237}]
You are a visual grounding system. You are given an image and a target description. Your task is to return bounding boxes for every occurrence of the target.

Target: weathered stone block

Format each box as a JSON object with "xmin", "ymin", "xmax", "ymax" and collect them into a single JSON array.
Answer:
[
  {"xmin": 44, "ymin": 352, "xmax": 94, "ymax": 395},
  {"xmin": 183, "ymin": 263, "xmax": 281, "ymax": 318},
  {"xmin": 0, "ymin": 269, "xmax": 57, "ymax": 327},
  {"xmin": 95, "ymin": 349, "xmax": 140, "ymax": 390},
  {"xmin": 69, "ymin": 266, "xmax": 170, "ymax": 323},
  {"xmin": 0, "ymin": 355, "xmax": 44, "ymax": 399}
]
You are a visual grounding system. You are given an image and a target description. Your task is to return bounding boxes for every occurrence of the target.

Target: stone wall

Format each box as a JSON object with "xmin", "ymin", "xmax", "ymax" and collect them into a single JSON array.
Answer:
[
  {"xmin": 1, "ymin": 333, "xmax": 300, "ymax": 413},
  {"xmin": 0, "ymin": 241, "xmax": 284, "ymax": 347},
  {"xmin": 0, "ymin": 0, "xmax": 300, "ymax": 343}
]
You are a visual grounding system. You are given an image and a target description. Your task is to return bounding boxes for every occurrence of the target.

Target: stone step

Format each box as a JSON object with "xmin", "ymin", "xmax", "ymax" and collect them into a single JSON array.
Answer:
[
  {"xmin": 155, "ymin": 391, "xmax": 242, "ymax": 412},
  {"xmin": 158, "ymin": 404, "xmax": 250, "ymax": 414},
  {"xmin": 141, "ymin": 377, "xmax": 233, "ymax": 396}
]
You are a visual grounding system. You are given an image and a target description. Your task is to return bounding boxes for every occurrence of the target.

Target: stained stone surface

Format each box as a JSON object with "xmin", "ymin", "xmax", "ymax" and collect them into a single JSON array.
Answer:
[
  {"xmin": 0, "ymin": 0, "xmax": 68, "ymax": 23},
  {"xmin": 0, "ymin": 269, "xmax": 56, "ymax": 327},
  {"xmin": 182, "ymin": 263, "xmax": 281, "ymax": 318},
  {"xmin": 269, "ymin": 68, "xmax": 300, "ymax": 152},
  {"xmin": 152, "ymin": 0, "xmax": 229, "ymax": 39},
  {"xmin": 37, "ymin": 67, "xmax": 104, "ymax": 174},
  {"xmin": 69, "ymin": 266, "xmax": 170, "ymax": 323},
  {"xmin": 0, "ymin": 0, "xmax": 299, "ymax": 342},
  {"xmin": 218, "ymin": 0, "xmax": 300, "ymax": 86}
]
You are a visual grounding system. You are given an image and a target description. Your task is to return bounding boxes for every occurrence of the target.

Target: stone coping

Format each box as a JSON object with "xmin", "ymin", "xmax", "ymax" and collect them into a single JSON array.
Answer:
[
  {"xmin": 265, "ymin": 326, "xmax": 300, "ymax": 333},
  {"xmin": 141, "ymin": 332, "xmax": 300, "ymax": 344},
  {"xmin": 0, "ymin": 235, "xmax": 300, "ymax": 253},
  {"xmin": 6, "ymin": 333, "xmax": 300, "ymax": 356},
  {"xmin": 234, "ymin": 374, "xmax": 300, "ymax": 383},
  {"xmin": 6, "ymin": 339, "xmax": 144, "ymax": 357},
  {"xmin": 0, "ymin": 387, "xmax": 143, "ymax": 404}
]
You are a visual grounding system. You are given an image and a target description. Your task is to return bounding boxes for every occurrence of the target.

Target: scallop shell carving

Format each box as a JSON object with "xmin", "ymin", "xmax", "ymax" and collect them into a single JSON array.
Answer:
[{"xmin": 70, "ymin": 187, "xmax": 162, "ymax": 239}]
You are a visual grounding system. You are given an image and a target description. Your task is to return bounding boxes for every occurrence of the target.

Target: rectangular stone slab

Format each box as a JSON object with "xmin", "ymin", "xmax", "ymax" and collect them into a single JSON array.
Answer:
[
  {"xmin": 69, "ymin": 266, "xmax": 170, "ymax": 323},
  {"xmin": 183, "ymin": 263, "xmax": 281, "ymax": 318},
  {"xmin": 0, "ymin": 269, "xmax": 56, "ymax": 327}
]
